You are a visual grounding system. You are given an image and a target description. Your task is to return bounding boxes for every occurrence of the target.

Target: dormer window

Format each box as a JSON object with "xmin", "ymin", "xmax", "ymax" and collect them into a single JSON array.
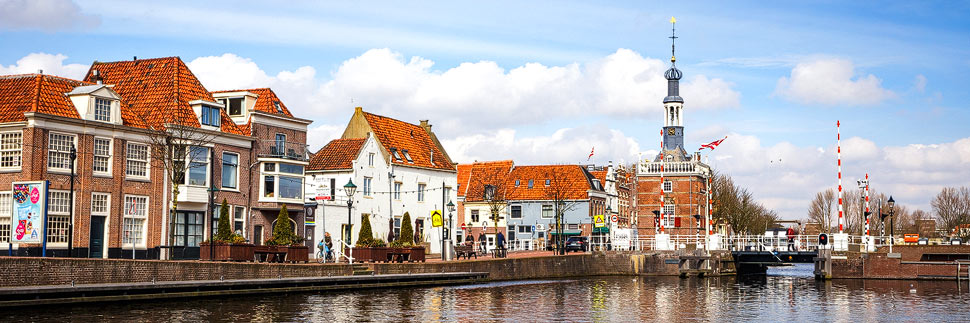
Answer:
[
  {"xmin": 274, "ymin": 101, "xmax": 282, "ymax": 113},
  {"xmin": 402, "ymin": 149, "xmax": 413, "ymax": 163},
  {"xmin": 94, "ymin": 98, "xmax": 111, "ymax": 122},
  {"xmin": 391, "ymin": 148, "xmax": 402, "ymax": 162},
  {"xmin": 200, "ymin": 105, "xmax": 221, "ymax": 127}
]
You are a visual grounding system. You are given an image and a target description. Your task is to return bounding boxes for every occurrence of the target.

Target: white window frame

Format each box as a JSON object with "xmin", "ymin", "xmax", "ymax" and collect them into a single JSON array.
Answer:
[
  {"xmin": 186, "ymin": 146, "xmax": 210, "ymax": 187},
  {"xmin": 47, "ymin": 190, "xmax": 71, "ymax": 245},
  {"xmin": 123, "ymin": 195, "xmax": 149, "ymax": 248},
  {"xmin": 541, "ymin": 204, "xmax": 554, "ymax": 219},
  {"xmin": 363, "ymin": 177, "xmax": 372, "ymax": 197},
  {"xmin": 663, "ymin": 180, "xmax": 672, "ymax": 193},
  {"xmin": 125, "ymin": 142, "xmax": 150, "ymax": 179},
  {"xmin": 91, "ymin": 192, "xmax": 110, "ymax": 216},
  {"xmin": 663, "ymin": 204, "xmax": 676, "ymax": 228},
  {"xmin": 510, "ymin": 205, "xmax": 522, "ymax": 219},
  {"xmin": 417, "ymin": 183, "xmax": 426, "ymax": 202},
  {"xmin": 233, "ymin": 205, "xmax": 246, "ymax": 236},
  {"xmin": 221, "ymin": 151, "xmax": 239, "ymax": 190},
  {"xmin": 94, "ymin": 97, "xmax": 112, "ymax": 122},
  {"xmin": 368, "ymin": 153, "xmax": 375, "ymax": 167},
  {"xmin": 393, "ymin": 182, "xmax": 402, "ymax": 200},
  {"xmin": 260, "ymin": 162, "xmax": 304, "ymax": 201},
  {"xmin": 47, "ymin": 132, "xmax": 76, "ymax": 173},
  {"xmin": 0, "ymin": 191, "xmax": 10, "ymax": 244},
  {"xmin": 0, "ymin": 131, "xmax": 22, "ymax": 170},
  {"xmin": 92, "ymin": 137, "xmax": 112, "ymax": 176}
]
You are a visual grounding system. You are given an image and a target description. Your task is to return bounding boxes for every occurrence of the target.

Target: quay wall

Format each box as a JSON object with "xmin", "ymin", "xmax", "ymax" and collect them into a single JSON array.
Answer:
[
  {"xmin": 0, "ymin": 252, "xmax": 692, "ymax": 287},
  {"xmin": 831, "ymin": 246, "xmax": 970, "ymax": 280}
]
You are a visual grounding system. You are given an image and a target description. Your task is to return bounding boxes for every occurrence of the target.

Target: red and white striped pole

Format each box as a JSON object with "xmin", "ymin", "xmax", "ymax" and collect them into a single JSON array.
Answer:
[
  {"xmin": 659, "ymin": 129, "xmax": 665, "ymax": 235},
  {"xmin": 708, "ymin": 176, "xmax": 713, "ymax": 235},
  {"xmin": 865, "ymin": 173, "xmax": 870, "ymax": 239},
  {"xmin": 837, "ymin": 120, "xmax": 844, "ymax": 234}
]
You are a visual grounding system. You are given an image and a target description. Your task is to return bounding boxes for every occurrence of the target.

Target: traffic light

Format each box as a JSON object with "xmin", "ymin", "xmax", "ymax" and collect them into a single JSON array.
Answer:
[
  {"xmin": 819, "ymin": 233, "xmax": 828, "ymax": 245},
  {"xmin": 864, "ymin": 211, "xmax": 872, "ymax": 218},
  {"xmin": 881, "ymin": 213, "xmax": 890, "ymax": 221}
]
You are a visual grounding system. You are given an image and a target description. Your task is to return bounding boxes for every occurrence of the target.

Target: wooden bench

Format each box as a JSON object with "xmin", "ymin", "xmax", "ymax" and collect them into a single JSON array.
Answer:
[{"xmin": 455, "ymin": 245, "xmax": 477, "ymax": 260}]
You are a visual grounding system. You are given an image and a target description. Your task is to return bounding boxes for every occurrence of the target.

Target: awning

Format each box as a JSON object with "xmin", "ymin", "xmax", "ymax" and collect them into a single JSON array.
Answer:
[
  {"xmin": 593, "ymin": 227, "xmax": 609, "ymax": 234},
  {"xmin": 549, "ymin": 230, "xmax": 582, "ymax": 236}
]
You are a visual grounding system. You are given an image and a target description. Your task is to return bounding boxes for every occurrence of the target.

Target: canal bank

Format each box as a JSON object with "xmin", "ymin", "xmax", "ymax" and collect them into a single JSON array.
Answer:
[{"xmin": 826, "ymin": 245, "xmax": 970, "ymax": 280}]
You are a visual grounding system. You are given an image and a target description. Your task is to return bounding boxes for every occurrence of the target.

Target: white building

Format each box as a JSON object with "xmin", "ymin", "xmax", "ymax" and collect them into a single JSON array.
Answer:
[{"xmin": 306, "ymin": 108, "xmax": 457, "ymax": 254}]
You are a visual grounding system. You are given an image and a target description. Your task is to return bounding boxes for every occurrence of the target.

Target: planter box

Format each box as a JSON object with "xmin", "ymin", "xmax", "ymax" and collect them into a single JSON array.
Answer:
[
  {"xmin": 284, "ymin": 246, "xmax": 309, "ymax": 263},
  {"xmin": 354, "ymin": 247, "xmax": 390, "ymax": 263},
  {"xmin": 253, "ymin": 245, "xmax": 285, "ymax": 262},
  {"xmin": 386, "ymin": 247, "xmax": 426, "ymax": 262},
  {"xmin": 199, "ymin": 243, "xmax": 255, "ymax": 261}
]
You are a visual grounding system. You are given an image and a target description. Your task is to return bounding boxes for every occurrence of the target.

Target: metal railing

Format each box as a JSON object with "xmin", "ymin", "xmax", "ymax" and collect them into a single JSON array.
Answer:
[
  {"xmin": 623, "ymin": 234, "xmax": 897, "ymax": 252},
  {"xmin": 334, "ymin": 239, "xmax": 355, "ymax": 264},
  {"xmin": 257, "ymin": 139, "xmax": 307, "ymax": 161}
]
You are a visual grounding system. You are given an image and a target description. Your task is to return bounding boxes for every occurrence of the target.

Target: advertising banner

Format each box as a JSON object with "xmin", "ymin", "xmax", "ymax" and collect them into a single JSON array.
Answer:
[{"xmin": 11, "ymin": 181, "xmax": 48, "ymax": 244}]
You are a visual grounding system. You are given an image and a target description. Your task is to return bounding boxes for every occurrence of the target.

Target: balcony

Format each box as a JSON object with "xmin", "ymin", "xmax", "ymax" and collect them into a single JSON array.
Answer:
[
  {"xmin": 257, "ymin": 139, "xmax": 307, "ymax": 161},
  {"xmin": 637, "ymin": 161, "xmax": 710, "ymax": 176}
]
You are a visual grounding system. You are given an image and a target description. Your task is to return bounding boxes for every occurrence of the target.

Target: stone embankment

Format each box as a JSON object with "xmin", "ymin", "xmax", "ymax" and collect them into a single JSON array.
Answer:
[{"xmin": 829, "ymin": 245, "xmax": 970, "ymax": 280}]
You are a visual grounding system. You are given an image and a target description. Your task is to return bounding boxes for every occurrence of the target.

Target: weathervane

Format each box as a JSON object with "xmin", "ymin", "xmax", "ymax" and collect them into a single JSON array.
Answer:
[{"xmin": 669, "ymin": 16, "xmax": 677, "ymax": 64}]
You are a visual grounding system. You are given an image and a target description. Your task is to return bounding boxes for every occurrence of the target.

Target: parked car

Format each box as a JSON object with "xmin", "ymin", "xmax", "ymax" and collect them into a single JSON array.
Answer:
[{"xmin": 565, "ymin": 237, "xmax": 589, "ymax": 252}]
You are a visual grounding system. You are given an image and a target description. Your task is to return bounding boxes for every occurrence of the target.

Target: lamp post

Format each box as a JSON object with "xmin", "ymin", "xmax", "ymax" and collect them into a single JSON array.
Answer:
[
  {"xmin": 445, "ymin": 201, "xmax": 455, "ymax": 260},
  {"xmin": 68, "ymin": 143, "xmax": 76, "ymax": 257},
  {"xmin": 888, "ymin": 196, "xmax": 895, "ymax": 253},
  {"xmin": 604, "ymin": 206, "xmax": 612, "ymax": 251},
  {"xmin": 344, "ymin": 179, "xmax": 357, "ymax": 245}
]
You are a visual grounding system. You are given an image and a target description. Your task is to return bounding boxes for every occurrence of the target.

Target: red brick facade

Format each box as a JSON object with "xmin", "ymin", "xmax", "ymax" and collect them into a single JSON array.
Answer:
[{"xmin": 636, "ymin": 174, "xmax": 709, "ymax": 236}]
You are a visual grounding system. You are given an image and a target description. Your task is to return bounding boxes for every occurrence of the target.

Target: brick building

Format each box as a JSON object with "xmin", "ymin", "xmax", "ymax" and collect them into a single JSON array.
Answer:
[{"xmin": 0, "ymin": 56, "xmax": 310, "ymax": 259}]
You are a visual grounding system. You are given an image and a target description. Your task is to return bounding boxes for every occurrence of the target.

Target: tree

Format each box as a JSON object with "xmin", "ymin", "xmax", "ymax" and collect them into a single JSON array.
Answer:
[
  {"xmin": 807, "ymin": 189, "xmax": 836, "ymax": 232},
  {"xmin": 541, "ymin": 165, "xmax": 585, "ymax": 255},
  {"xmin": 711, "ymin": 172, "xmax": 777, "ymax": 235},
  {"xmin": 396, "ymin": 212, "xmax": 414, "ymax": 246},
  {"xmin": 355, "ymin": 213, "xmax": 385, "ymax": 247},
  {"xmin": 466, "ymin": 162, "xmax": 515, "ymax": 242},
  {"xmin": 266, "ymin": 205, "xmax": 298, "ymax": 246},
  {"xmin": 214, "ymin": 199, "xmax": 233, "ymax": 242},
  {"xmin": 932, "ymin": 186, "xmax": 970, "ymax": 234}
]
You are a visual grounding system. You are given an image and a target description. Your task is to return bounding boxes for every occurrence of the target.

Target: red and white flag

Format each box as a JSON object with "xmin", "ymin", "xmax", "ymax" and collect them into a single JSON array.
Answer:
[
  {"xmin": 700, "ymin": 136, "xmax": 727, "ymax": 150},
  {"xmin": 587, "ymin": 147, "xmax": 594, "ymax": 161}
]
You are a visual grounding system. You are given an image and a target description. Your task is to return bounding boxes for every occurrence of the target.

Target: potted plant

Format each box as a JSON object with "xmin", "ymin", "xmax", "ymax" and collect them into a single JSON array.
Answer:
[
  {"xmin": 200, "ymin": 199, "xmax": 254, "ymax": 261},
  {"xmin": 262, "ymin": 205, "xmax": 308, "ymax": 262},
  {"xmin": 354, "ymin": 213, "xmax": 389, "ymax": 262},
  {"xmin": 387, "ymin": 212, "xmax": 425, "ymax": 262}
]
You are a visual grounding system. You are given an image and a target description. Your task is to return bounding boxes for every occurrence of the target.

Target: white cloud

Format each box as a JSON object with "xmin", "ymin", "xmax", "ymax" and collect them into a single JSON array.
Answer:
[
  {"xmin": 775, "ymin": 58, "xmax": 895, "ymax": 106},
  {"xmin": 914, "ymin": 74, "xmax": 927, "ymax": 93},
  {"xmin": 188, "ymin": 49, "xmax": 741, "ymax": 138},
  {"xmin": 0, "ymin": 0, "xmax": 99, "ymax": 32},
  {"xmin": 442, "ymin": 126, "xmax": 641, "ymax": 166},
  {"xmin": 0, "ymin": 53, "xmax": 88, "ymax": 79}
]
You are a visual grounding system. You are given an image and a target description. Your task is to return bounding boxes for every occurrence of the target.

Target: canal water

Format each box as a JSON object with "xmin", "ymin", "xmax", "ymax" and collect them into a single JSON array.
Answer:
[{"xmin": 7, "ymin": 264, "xmax": 970, "ymax": 322}]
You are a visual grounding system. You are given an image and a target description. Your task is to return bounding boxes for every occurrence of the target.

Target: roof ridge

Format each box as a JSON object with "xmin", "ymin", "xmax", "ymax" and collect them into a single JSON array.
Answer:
[
  {"xmin": 362, "ymin": 111, "xmax": 421, "ymax": 128},
  {"xmin": 211, "ymin": 87, "xmax": 271, "ymax": 93},
  {"xmin": 90, "ymin": 56, "xmax": 180, "ymax": 65}
]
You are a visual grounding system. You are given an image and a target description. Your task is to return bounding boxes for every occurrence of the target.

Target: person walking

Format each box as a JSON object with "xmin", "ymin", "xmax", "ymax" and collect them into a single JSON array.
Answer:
[
  {"xmin": 478, "ymin": 232, "xmax": 486, "ymax": 254},
  {"xmin": 786, "ymin": 227, "xmax": 796, "ymax": 251}
]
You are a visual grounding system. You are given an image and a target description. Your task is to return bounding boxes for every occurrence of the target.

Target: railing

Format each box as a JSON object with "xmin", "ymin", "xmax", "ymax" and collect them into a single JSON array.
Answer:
[
  {"xmin": 257, "ymin": 139, "xmax": 307, "ymax": 161},
  {"xmin": 637, "ymin": 161, "xmax": 709, "ymax": 175},
  {"xmin": 335, "ymin": 239, "xmax": 355, "ymax": 264},
  {"xmin": 624, "ymin": 234, "xmax": 896, "ymax": 252}
]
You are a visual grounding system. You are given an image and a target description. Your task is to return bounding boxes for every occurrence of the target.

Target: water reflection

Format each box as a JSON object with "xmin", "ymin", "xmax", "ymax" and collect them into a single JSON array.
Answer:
[{"xmin": 7, "ymin": 264, "xmax": 970, "ymax": 322}]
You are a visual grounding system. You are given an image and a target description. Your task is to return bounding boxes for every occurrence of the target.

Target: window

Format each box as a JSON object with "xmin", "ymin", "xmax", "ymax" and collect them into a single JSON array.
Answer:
[
  {"xmin": 545, "ymin": 179, "xmax": 551, "ymax": 186},
  {"xmin": 0, "ymin": 131, "xmax": 22, "ymax": 169},
  {"xmin": 402, "ymin": 149, "xmax": 413, "ymax": 163},
  {"xmin": 47, "ymin": 132, "xmax": 75, "ymax": 171},
  {"xmin": 663, "ymin": 181, "xmax": 672, "ymax": 192},
  {"xmin": 187, "ymin": 146, "xmax": 209, "ymax": 186},
  {"xmin": 391, "ymin": 148, "xmax": 402, "ymax": 162},
  {"xmin": 280, "ymin": 164, "xmax": 303, "ymax": 174},
  {"xmin": 394, "ymin": 182, "xmax": 402, "ymax": 200},
  {"xmin": 368, "ymin": 153, "xmax": 375, "ymax": 166},
  {"xmin": 363, "ymin": 177, "xmax": 372, "ymax": 197},
  {"xmin": 541, "ymin": 205, "xmax": 553, "ymax": 219},
  {"xmin": 233, "ymin": 206, "xmax": 245, "ymax": 235},
  {"xmin": 262, "ymin": 162, "xmax": 303, "ymax": 200},
  {"xmin": 263, "ymin": 176, "xmax": 275, "ymax": 197},
  {"xmin": 91, "ymin": 193, "xmax": 110, "ymax": 216},
  {"xmin": 273, "ymin": 101, "xmax": 282, "ymax": 113},
  {"xmin": 417, "ymin": 183, "xmax": 425, "ymax": 202},
  {"xmin": 47, "ymin": 190, "xmax": 70, "ymax": 244},
  {"xmin": 510, "ymin": 205, "xmax": 522, "ymax": 219},
  {"xmin": 518, "ymin": 225, "xmax": 533, "ymax": 233},
  {"xmin": 94, "ymin": 97, "xmax": 111, "ymax": 122},
  {"xmin": 568, "ymin": 223, "xmax": 579, "ymax": 230},
  {"xmin": 508, "ymin": 226, "xmax": 515, "ymax": 240},
  {"xmin": 200, "ymin": 105, "xmax": 221, "ymax": 127},
  {"xmin": 393, "ymin": 217, "xmax": 402, "ymax": 238},
  {"xmin": 124, "ymin": 195, "xmax": 148, "ymax": 246},
  {"xmin": 93, "ymin": 137, "xmax": 111, "ymax": 174},
  {"xmin": 330, "ymin": 178, "xmax": 336, "ymax": 200},
  {"xmin": 662, "ymin": 205, "xmax": 676, "ymax": 228},
  {"xmin": 274, "ymin": 134, "xmax": 286, "ymax": 154},
  {"xmin": 222, "ymin": 152, "xmax": 238, "ymax": 189},
  {"xmin": 126, "ymin": 142, "xmax": 149, "ymax": 178},
  {"xmin": 514, "ymin": 180, "xmax": 520, "ymax": 187},
  {"xmin": 279, "ymin": 177, "xmax": 302, "ymax": 199},
  {"xmin": 471, "ymin": 210, "xmax": 480, "ymax": 222},
  {"xmin": 220, "ymin": 97, "xmax": 243, "ymax": 116},
  {"xmin": 444, "ymin": 187, "xmax": 451, "ymax": 200},
  {"xmin": 528, "ymin": 180, "xmax": 534, "ymax": 188},
  {"xmin": 0, "ymin": 192, "xmax": 9, "ymax": 243},
  {"xmin": 264, "ymin": 162, "xmax": 275, "ymax": 172}
]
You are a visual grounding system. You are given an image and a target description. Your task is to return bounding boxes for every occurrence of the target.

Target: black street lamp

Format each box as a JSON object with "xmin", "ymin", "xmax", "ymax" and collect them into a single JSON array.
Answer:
[
  {"xmin": 68, "ymin": 143, "xmax": 76, "ymax": 258},
  {"xmin": 888, "ymin": 196, "xmax": 895, "ymax": 248},
  {"xmin": 447, "ymin": 201, "xmax": 456, "ymax": 240},
  {"xmin": 344, "ymin": 179, "xmax": 357, "ymax": 245}
]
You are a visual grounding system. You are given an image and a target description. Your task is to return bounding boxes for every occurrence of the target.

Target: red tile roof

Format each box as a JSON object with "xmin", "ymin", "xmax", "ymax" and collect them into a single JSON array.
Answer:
[
  {"xmin": 462, "ymin": 160, "xmax": 514, "ymax": 202},
  {"xmin": 0, "ymin": 74, "xmax": 88, "ymax": 123},
  {"xmin": 308, "ymin": 138, "xmax": 366, "ymax": 171},
  {"xmin": 506, "ymin": 165, "xmax": 596, "ymax": 201},
  {"xmin": 84, "ymin": 57, "xmax": 246, "ymax": 135},
  {"xmin": 457, "ymin": 163, "xmax": 473, "ymax": 197},
  {"xmin": 590, "ymin": 170, "xmax": 607, "ymax": 187},
  {"xmin": 361, "ymin": 112, "xmax": 454, "ymax": 171},
  {"xmin": 212, "ymin": 88, "xmax": 293, "ymax": 117}
]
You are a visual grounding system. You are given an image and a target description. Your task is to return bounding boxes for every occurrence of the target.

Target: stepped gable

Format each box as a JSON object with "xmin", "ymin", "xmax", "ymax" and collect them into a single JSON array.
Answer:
[
  {"xmin": 308, "ymin": 138, "xmax": 366, "ymax": 171},
  {"xmin": 361, "ymin": 111, "xmax": 454, "ymax": 171},
  {"xmin": 0, "ymin": 74, "xmax": 89, "ymax": 122},
  {"xmin": 506, "ymin": 165, "xmax": 596, "ymax": 201},
  {"xmin": 84, "ymin": 56, "xmax": 246, "ymax": 135},
  {"xmin": 463, "ymin": 160, "xmax": 515, "ymax": 203}
]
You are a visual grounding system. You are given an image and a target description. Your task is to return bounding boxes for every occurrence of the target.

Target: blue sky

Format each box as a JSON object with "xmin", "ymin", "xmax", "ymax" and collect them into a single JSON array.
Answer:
[{"xmin": 2, "ymin": 0, "xmax": 969, "ymax": 220}]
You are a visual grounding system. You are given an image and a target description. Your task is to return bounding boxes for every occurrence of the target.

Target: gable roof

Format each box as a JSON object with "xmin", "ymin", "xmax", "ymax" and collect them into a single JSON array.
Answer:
[
  {"xmin": 462, "ymin": 160, "xmax": 514, "ymax": 203},
  {"xmin": 590, "ymin": 170, "xmax": 607, "ymax": 186},
  {"xmin": 84, "ymin": 57, "xmax": 246, "ymax": 135},
  {"xmin": 457, "ymin": 163, "xmax": 473, "ymax": 198},
  {"xmin": 342, "ymin": 108, "xmax": 455, "ymax": 171},
  {"xmin": 211, "ymin": 88, "xmax": 294, "ymax": 117},
  {"xmin": 0, "ymin": 74, "xmax": 88, "ymax": 123},
  {"xmin": 308, "ymin": 138, "xmax": 367, "ymax": 171},
  {"xmin": 506, "ymin": 165, "xmax": 596, "ymax": 201}
]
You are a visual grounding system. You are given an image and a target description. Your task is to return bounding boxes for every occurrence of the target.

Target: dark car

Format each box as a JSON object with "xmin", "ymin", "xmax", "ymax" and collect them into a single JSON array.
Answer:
[{"xmin": 565, "ymin": 237, "xmax": 589, "ymax": 252}]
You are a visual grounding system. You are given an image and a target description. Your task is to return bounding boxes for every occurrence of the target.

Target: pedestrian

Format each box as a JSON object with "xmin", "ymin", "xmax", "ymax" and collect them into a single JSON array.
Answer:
[
  {"xmin": 786, "ymin": 227, "xmax": 796, "ymax": 251},
  {"xmin": 478, "ymin": 232, "xmax": 486, "ymax": 253}
]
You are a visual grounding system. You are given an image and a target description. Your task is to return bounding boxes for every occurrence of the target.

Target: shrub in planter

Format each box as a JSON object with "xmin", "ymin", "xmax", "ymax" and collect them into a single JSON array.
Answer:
[
  {"xmin": 200, "ymin": 199, "xmax": 254, "ymax": 261},
  {"xmin": 264, "ymin": 205, "xmax": 307, "ymax": 262}
]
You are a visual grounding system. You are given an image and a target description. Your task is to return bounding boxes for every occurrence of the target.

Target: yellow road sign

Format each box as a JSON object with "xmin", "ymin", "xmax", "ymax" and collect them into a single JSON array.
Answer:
[
  {"xmin": 593, "ymin": 214, "xmax": 606, "ymax": 228},
  {"xmin": 431, "ymin": 210, "xmax": 443, "ymax": 227}
]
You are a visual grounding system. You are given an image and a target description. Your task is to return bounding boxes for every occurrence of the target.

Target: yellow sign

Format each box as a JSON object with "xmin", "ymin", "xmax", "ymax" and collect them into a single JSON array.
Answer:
[
  {"xmin": 593, "ymin": 214, "xmax": 606, "ymax": 228},
  {"xmin": 431, "ymin": 210, "xmax": 443, "ymax": 227}
]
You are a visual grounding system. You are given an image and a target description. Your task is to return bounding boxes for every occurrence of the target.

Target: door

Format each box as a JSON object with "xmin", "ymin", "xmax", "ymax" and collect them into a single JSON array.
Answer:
[
  {"xmin": 253, "ymin": 225, "xmax": 263, "ymax": 245},
  {"xmin": 171, "ymin": 211, "xmax": 204, "ymax": 259},
  {"xmin": 89, "ymin": 216, "xmax": 105, "ymax": 258}
]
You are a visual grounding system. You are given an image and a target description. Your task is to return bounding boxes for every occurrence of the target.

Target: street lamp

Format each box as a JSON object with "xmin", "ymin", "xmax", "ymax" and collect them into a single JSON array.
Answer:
[
  {"xmin": 447, "ymin": 201, "xmax": 456, "ymax": 240},
  {"xmin": 445, "ymin": 201, "xmax": 455, "ymax": 260},
  {"xmin": 604, "ymin": 206, "xmax": 612, "ymax": 251},
  {"xmin": 344, "ymin": 179, "xmax": 357, "ymax": 245},
  {"xmin": 888, "ymin": 196, "xmax": 895, "ymax": 252}
]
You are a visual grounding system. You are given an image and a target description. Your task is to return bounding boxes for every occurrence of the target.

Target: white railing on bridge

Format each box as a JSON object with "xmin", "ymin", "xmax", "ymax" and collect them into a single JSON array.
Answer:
[{"xmin": 623, "ymin": 234, "xmax": 895, "ymax": 252}]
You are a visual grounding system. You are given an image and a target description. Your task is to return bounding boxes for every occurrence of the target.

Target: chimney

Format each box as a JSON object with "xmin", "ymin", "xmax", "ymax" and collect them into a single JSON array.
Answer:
[
  {"xmin": 133, "ymin": 56, "xmax": 137, "ymax": 61},
  {"xmin": 355, "ymin": 106, "xmax": 362, "ymax": 113},
  {"xmin": 38, "ymin": 69, "xmax": 43, "ymax": 74},
  {"xmin": 419, "ymin": 120, "xmax": 430, "ymax": 131},
  {"xmin": 93, "ymin": 70, "xmax": 102, "ymax": 85}
]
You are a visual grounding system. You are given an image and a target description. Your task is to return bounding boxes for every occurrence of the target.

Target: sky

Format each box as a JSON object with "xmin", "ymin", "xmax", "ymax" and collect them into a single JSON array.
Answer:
[{"xmin": 1, "ymin": 0, "xmax": 969, "ymax": 220}]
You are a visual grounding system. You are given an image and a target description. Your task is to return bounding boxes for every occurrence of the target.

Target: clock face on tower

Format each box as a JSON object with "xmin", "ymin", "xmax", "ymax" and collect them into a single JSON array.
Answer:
[{"xmin": 667, "ymin": 128, "xmax": 676, "ymax": 136}]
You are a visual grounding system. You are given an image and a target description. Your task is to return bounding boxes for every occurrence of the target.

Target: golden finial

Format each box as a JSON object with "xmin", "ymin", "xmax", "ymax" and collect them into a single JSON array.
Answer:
[{"xmin": 669, "ymin": 17, "xmax": 678, "ymax": 64}]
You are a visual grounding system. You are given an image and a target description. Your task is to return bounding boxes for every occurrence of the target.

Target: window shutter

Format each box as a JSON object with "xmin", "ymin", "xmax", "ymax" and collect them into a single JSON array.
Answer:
[{"xmin": 674, "ymin": 217, "xmax": 681, "ymax": 227}]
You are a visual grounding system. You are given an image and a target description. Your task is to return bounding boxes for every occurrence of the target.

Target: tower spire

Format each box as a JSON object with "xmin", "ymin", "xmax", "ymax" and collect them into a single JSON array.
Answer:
[{"xmin": 669, "ymin": 16, "xmax": 677, "ymax": 64}]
